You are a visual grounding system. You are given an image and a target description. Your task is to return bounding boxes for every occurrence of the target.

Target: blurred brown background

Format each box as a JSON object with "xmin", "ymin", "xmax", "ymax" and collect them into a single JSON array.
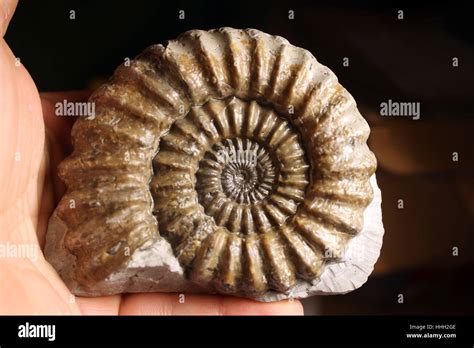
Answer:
[{"xmin": 6, "ymin": 0, "xmax": 473, "ymax": 314}]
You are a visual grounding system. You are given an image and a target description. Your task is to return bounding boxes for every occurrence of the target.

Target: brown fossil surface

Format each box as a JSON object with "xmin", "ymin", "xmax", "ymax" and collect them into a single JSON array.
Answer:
[{"xmin": 45, "ymin": 28, "xmax": 381, "ymax": 300}]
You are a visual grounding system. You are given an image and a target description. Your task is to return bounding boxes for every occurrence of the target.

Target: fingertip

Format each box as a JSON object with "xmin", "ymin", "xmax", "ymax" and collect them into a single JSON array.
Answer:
[
  {"xmin": 76, "ymin": 295, "xmax": 122, "ymax": 315},
  {"xmin": 219, "ymin": 296, "xmax": 304, "ymax": 315},
  {"xmin": 118, "ymin": 292, "xmax": 304, "ymax": 316},
  {"xmin": 119, "ymin": 293, "xmax": 176, "ymax": 315}
]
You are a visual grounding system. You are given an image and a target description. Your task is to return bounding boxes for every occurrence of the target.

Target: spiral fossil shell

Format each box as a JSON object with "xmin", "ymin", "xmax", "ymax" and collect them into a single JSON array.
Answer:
[{"xmin": 48, "ymin": 28, "xmax": 377, "ymax": 297}]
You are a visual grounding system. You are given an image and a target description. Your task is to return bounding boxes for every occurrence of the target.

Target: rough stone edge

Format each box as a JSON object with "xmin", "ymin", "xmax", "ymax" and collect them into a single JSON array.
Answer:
[
  {"xmin": 44, "ymin": 216, "xmax": 207, "ymax": 297},
  {"xmin": 44, "ymin": 174, "xmax": 384, "ymax": 301}
]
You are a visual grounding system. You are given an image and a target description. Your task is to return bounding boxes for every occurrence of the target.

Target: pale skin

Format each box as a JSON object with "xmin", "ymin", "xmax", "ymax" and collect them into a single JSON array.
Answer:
[{"xmin": 0, "ymin": 0, "xmax": 303, "ymax": 315}]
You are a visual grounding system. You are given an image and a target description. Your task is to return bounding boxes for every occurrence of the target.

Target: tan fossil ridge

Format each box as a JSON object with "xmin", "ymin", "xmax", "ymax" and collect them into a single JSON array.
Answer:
[{"xmin": 51, "ymin": 28, "xmax": 377, "ymax": 297}]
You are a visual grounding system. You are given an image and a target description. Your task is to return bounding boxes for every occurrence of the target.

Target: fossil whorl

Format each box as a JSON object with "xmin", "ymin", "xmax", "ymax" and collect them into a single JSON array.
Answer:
[{"xmin": 55, "ymin": 28, "xmax": 377, "ymax": 296}]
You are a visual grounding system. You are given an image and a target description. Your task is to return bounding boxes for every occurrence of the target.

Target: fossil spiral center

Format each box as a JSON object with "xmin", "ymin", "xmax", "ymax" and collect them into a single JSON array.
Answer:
[
  {"xmin": 222, "ymin": 166, "xmax": 258, "ymax": 196},
  {"xmin": 215, "ymin": 139, "xmax": 276, "ymax": 204}
]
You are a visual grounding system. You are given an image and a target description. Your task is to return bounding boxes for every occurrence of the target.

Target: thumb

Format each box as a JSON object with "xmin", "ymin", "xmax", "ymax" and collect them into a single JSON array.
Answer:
[{"xmin": 0, "ymin": 0, "xmax": 44, "ymax": 241}]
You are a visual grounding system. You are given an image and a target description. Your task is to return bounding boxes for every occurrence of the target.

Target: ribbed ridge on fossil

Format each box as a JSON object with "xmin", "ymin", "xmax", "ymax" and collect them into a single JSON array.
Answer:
[{"xmin": 56, "ymin": 27, "xmax": 377, "ymax": 295}]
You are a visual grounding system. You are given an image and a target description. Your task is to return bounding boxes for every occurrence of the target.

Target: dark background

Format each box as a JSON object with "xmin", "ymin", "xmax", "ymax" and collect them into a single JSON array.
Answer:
[{"xmin": 5, "ymin": 0, "xmax": 474, "ymax": 314}]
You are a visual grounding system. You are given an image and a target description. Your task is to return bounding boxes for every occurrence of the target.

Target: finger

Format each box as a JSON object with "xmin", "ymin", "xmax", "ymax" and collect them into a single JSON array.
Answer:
[
  {"xmin": 40, "ymin": 90, "xmax": 92, "ymax": 201},
  {"xmin": 119, "ymin": 293, "xmax": 304, "ymax": 316},
  {"xmin": 0, "ymin": 26, "xmax": 43, "ymax": 222},
  {"xmin": 41, "ymin": 90, "xmax": 92, "ymax": 153},
  {"xmin": 76, "ymin": 295, "xmax": 122, "ymax": 315},
  {"xmin": 0, "ymin": 0, "xmax": 18, "ymax": 37}
]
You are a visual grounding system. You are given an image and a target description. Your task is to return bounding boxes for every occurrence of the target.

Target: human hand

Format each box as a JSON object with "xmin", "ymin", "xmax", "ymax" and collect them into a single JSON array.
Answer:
[{"xmin": 0, "ymin": 0, "xmax": 303, "ymax": 315}]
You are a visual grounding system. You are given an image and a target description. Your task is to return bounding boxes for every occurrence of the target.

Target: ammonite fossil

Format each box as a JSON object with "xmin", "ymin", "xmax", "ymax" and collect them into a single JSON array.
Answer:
[{"xmin": 45, "ymin": 28, "xmax": 382, "ymax": 300}]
